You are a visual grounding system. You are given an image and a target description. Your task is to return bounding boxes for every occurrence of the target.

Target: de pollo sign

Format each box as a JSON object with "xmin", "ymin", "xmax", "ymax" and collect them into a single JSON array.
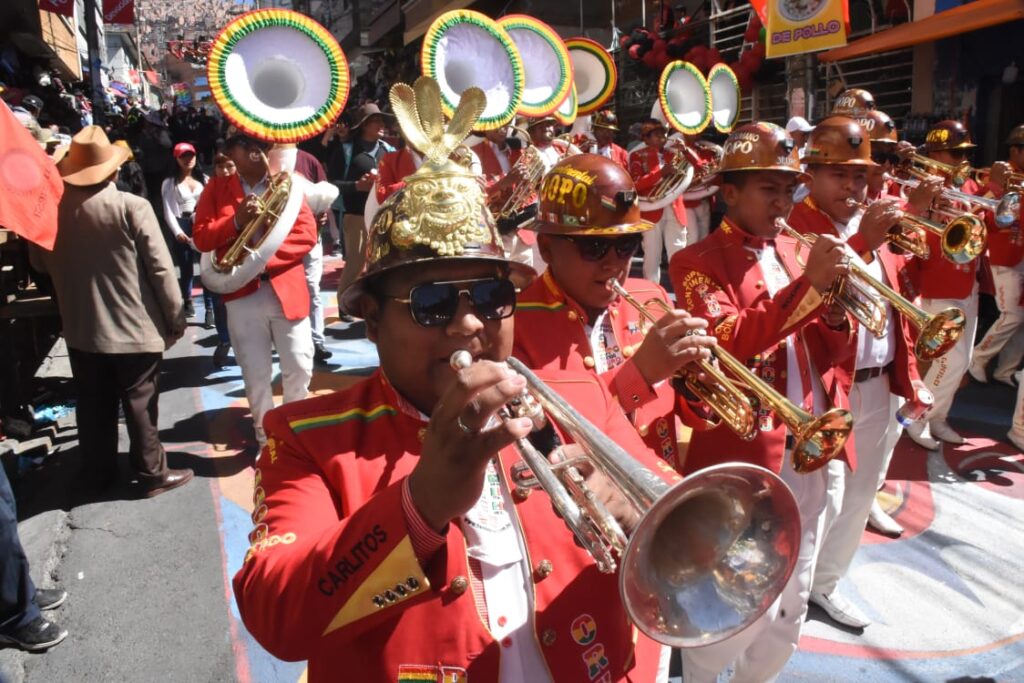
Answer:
[{"xmin": 766, "ymin": 0, "xmax": 848, "ymax": 58}]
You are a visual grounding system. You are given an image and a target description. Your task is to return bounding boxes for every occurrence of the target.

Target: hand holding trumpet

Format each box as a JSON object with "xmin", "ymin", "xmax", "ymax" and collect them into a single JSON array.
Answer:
[
  {"xmin": 801, "ymin": 233, "xmax": 849, "ymax": 294},
  {"xmin": 632, "ymin": 309, "xmax": 717, "ymax": 386}
]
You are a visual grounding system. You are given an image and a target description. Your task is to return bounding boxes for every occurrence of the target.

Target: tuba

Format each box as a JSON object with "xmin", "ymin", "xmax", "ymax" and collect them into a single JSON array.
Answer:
[
  {"xmin": 490, "ymin": 126, "xmax": 579, "ymax": 220},
  {"xmin": 565, "ymin": 38, "xmax": 618, "ymax": 116},
  {"xmin": 610, "ymin": 281, "xmax": 853, "ymax": 474},
  {"xmin": 451, "ymin": 351, "xmax": 802, "ymax": 648},
  {"xmin": 200, "ymin": 9, "xmax": 349, "ymax": 293},
  {"xmin": 498, "ymin": 15, "xmax": 573, "ymax": 118}
]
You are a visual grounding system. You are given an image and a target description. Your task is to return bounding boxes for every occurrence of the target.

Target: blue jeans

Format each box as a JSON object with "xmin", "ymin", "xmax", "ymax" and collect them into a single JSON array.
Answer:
[
  {"xmin": 0, "ymin": 465, "xmax": 40, "ymax": 633},
  {"xmin": 175, "ymin": 216, "xmax": 214, "ymax": 310}
]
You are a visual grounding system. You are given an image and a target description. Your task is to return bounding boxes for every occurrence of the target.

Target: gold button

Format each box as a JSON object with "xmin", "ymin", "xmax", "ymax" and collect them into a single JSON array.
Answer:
[
  {"xmin": 777, "ymin": 339, "xmax": 786, "ymax": 348},
  {"xmin": 583, "ymin": 356, "xmax": 595, "ymax": 368},
  {"xmin": 779, "ymin": 370, "xmax": 787, "ymax": 379},
  {"xmin": 755, "ymin": 280, "xmax": 764, "ymax": 289},
  {"xmin": 449, "ymin": 576, "xmax": 468, "ymax": 595},
  {"xmin": 541, "ymin": 628, "xmax": 557, "ymax": 646},
  {"xmin": 417, "ymin": 427, "xmax": 427, "ymax": 443},
  {"xmin": 638, "ymin": 424, "xmax": 649, "ymax": 437},
  {"xmin": 534, "ymin": 559, "xmax": 553, "ymax": 580},
  {"xmin": 747, "ymin": 254, "xmax": 755, "ymax": 261},
  {"xmin": 611, "ymin": 308, "xmax": 619, "ymax": 317},
  {"xmin": 568, "ymin": 310, "xmax": 579, "ymax": 322},
  {"xmin": 623, "ymin": 345, "xmax": 634, "ymax": 358},
  {"xmin": 512, "ymin": 487, "xmax": 531, "ymax": 502}
]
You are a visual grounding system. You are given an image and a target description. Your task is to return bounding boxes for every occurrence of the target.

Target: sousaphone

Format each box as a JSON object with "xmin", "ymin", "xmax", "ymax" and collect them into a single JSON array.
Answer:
[
  {"xmin": 422, "ymin": 10, "xmax": 524, "ymax": 131},
  {"xmin": 553, "ymin": 83, "xmax": 578, "ymax": 127},
  {"xmin": 498, "ymin": 15, "xmax": 573, "ymax": 117},
  {"xmin": 565, "ymin": 38, "xmax": 618, "ymax": 116},
  {"xmin": 707, "ymin": 63, "xmax": 741, "ymax": 134},
  {"xmin": 201, "ymin": 9, "xmax": 349, "ymax": 294}
]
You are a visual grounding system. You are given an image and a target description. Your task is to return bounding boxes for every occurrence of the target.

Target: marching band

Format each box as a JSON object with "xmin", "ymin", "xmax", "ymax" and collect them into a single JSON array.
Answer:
[{"xmin": 179, "ymin": 6, "xmax": 1022, "ymax": 682}]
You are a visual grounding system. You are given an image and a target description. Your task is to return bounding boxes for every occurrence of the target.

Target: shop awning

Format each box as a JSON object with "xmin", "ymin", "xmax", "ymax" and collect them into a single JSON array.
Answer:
[{"xmin": 818, "ymin": 0, "xmax": 1024, "ymax": 62}]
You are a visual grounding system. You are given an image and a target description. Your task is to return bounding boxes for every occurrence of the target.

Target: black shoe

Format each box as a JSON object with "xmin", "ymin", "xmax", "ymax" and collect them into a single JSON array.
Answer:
[
  {"xmin": 213, "ymin": 343, "xmax": 231, "ymax": 369},
  {"xmin": 0, "ymin": 616, "xmax": 68, "ymax": 652},
  {"xmin": 313, "ymin": 342, "xmax": 332, "ymax": 364},
  {"xmin": 34, "ymin": 588, "xmax": 67, "ymax": 611},
  {"xmin": 338, "ymin": 312, "xmax": 355, "ymax": 323},
  {"xmin": 184, "ymin": 301, "xmax": 195, "ymax": 318},
  {"xmin": 203, "ymin": 309, "xmax": 215, "ymax": 329}
]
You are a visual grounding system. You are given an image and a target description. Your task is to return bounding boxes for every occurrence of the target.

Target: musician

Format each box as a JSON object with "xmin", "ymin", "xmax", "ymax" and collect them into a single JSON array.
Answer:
[
  {"xmin": 787, "ymin": 116, "xmax": 928, "ymax": 628},
  {"xmin": 969, "ymin": 123, "xmax": 1024, "ymax": 387},
  {"xmin": 514, "ymin": 154, "xmax": 716, "ymax": 467},
  {"xmin": 591, "ymin": 110, "xmax": 629, "ymax": 169},
  {"xmin": 628, "ymin": 119, "xmax": 689, "ymax": 283},
  {"xmin": 905, "ymin": 120, "xmax": 984, "ymax": 448},
  {"xmin": 193, "ymin": 134, "xmax": 318, "ymax": 448},
  {"xmin": 232, "ymin": 95, "xmax": 681, "ymax": 680},
  {"xmin": 375, "ymin": 141, "xmax": 423, "ymax": 204},
  {"xmin": 681, "ymin": 135, "xmax": 721, "ymax": 245},
  {"xmin": 668, "ymin": 122, "xmax": 854, "ymax": 683}
]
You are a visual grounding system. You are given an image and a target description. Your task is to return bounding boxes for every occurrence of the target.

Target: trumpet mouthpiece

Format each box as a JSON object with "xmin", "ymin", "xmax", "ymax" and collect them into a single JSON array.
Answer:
[{"xmin": 450, "ymin": 350, "xmax": 473, "ymax": 370}]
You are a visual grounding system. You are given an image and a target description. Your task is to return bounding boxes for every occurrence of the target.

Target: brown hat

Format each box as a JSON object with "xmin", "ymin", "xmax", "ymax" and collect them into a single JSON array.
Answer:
[
  {"xmin": 1006, "ymin": 124, "xmax": 1024, "ymax": 147},
  {"xmin": 854, "ymin": 110, "xmax": 898, "ymax": 146},
  {"xmin": 924, "ymin": 120, "xmax": 975, "ymax": 153},
  {"xmin": 640, "ymin": 120, "xmax": 667, "ymax": 137},
  {"xmin": 592, "ymin": 110, "xmax": 619, "ymax": 131},
  {"xmin": 831, "ymin": 88, "xmax": 876, "ymax": 117},
  {"xmin": 802, "ymin": 116, "xmax": 875, "ymax": 166},
  {"xmin": 54, "ymin": 126, "xmax": 130, "ymax": 186},
  {"xmin": 350, "ymin": 103, "xmax": 393, "ymax": 129},
  {"xmin": 713, "ymin": 122, "xmax": 810, "ymax": 184},
  {"xmin": 526, "ymin": 154, "xmax": 652, "ymax": 236},
  {"xmin": 526, "ymin": 114, "xmax": 558, "ymax": 129}
]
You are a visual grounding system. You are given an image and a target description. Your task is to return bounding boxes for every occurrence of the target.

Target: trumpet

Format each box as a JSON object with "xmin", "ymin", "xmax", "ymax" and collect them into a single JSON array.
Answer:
[
  {"xmin": 845, "ymin": 196, "xmax": 987, "ymax": 264},
  {"xmin": 450, "ymin": 350, "xmax": 802, "ymax": 648},
  {"xmin": 890, "ymin": 175, "xmax": 1019, "ymax": 229},
  {"xmin": 898, "ymin": 150, "xmax": 971, "ymax": 188},
  {"xmin": 778, "ymin": 220, "xmax": 966, "ymax": 360},
  {"xmin": 609, "ymin": 280, "xmax": 853, "ymax": 474},
  {"xmin": 970, "ymin": 166, "xmax": 1024, "ymax": 190}
]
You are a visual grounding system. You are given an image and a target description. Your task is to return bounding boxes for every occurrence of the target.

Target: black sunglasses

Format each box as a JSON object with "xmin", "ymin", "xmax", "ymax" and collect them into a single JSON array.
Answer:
[
  {"xmin": 871, "ymin": 151, "xmax": 900, "ymax": 165},
  {"xmin": 386, "ymin": 277, "xmax": 518, "ymax": 327},
  {"xmin": 558, "ymin": 234, "xmax": 643, "ymax": 262},
  {"xmin": 945, "ymin": 148, "xmax": 970, "ymax": 159}
]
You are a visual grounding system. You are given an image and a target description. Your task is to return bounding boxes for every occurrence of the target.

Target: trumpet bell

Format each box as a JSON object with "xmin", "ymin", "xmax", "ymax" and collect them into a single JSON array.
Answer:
[
  {"xmin": 915, "ymin": 307, "xmax": 965, "ymax": 360},
  {"xmin": 792, "ymin": 409, "xmax": 854, "ymax": 473},
  {"xmin": 566, "ymin": 38, "xmax": 617, "ymax": 115},
  {"xmin": 655, "ymin": 61, "xmax": 712, "ymax": 135},
  {"xmin": 422, "ymin": 10, "xmax": 524, "ymax": 130},
  {"xmin": 207, "ymin": 9, "xmax": 350, "ymax": 143},
  {"xmin": 498, "ymin": 15, "xmax": 573, "ymax": 117},
  {"xmin": 707, "ymin": 63, "xmax": 740, "ymax": 134},
  {"xmin": 621, "ymin": 463, "xmax": 800, "ymax": 648},
  {"xmin": 942, "ymin": 214, "xmax": 987, "ymax": 264}
]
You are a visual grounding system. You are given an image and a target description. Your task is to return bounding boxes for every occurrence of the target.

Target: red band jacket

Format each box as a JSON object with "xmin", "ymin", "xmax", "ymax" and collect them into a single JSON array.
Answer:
[
  {"xmin": 376, "ymin": 147, "xmax": 421, "ymax": 204},
  {"xmin": 233, "ymin": 369, "xmax": 672, "ymax": 683},
  {"xmin": 597, "ymin": 142, "xmax": 630, "ymax": 171},
  {"xmin": 983, "ymin": 165, "xmax": 1024, "ymax": 268},
  {"xmin": 668, "ymin": 218, "xmax": 856, "ymax": 475},
  {"xmin": 627, "ymin": 144, "xmax": 687, "ymax": 225},
  {"xmin": 514, "ymin": 271, "xmax": 699, "ymax": 469},
  {"xmin": 192, "ymin": 173, "xmax": 317, "ymax": 320},
  {"xmin": 786, "ymin": 199, "xmax": 923, "ymax": 401}
]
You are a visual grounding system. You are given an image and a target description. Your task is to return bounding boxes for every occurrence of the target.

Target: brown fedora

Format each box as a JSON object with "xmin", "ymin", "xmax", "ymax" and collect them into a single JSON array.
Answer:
[
  {"xmin": 349, "ymin": 103, "xmax": 392, "ymax": 129},
  {"xmin": 55, "ymin": 126, "xmax": 130, "ymax": 186}
]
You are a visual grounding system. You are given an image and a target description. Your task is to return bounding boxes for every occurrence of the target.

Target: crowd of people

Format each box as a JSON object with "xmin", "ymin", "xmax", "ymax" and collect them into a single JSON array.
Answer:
[{"xmin": 0, "ymin": 32, "xmax": 1021, "ymax": 683}]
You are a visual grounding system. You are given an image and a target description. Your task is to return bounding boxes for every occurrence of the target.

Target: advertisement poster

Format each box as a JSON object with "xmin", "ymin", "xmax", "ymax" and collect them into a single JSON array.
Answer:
[{"xmin": 765, "ymin": 0, "xmax": 848, "ymax": 58}]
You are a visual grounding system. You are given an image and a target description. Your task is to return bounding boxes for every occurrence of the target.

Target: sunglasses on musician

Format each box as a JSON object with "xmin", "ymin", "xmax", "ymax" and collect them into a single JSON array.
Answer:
[
  {"xmin": 557, "ymin": 234, "xmax": 643, "ymax": 262},
  {"xmin": 383, "ymin": 277, "xmax": 518, "ymax": 327},
  {"xmin": 871, "ymin": 151, "xmax": 900, "ymax": 165}
]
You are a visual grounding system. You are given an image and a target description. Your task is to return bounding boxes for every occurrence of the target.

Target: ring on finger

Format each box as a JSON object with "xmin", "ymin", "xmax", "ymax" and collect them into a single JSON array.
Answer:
[{"xmin": 456, "ymin": 415, "xmax": 475, "ymax": 435}]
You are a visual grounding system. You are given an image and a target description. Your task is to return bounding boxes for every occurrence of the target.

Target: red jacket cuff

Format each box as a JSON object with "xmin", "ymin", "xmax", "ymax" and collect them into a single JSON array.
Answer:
[
  {"xmin": 608, "ymin": 359, "xmax": 658, "ymax": 412},
  {"xmin": 401, "ymin": 478, "xmax": 447, "ymax": 564}
]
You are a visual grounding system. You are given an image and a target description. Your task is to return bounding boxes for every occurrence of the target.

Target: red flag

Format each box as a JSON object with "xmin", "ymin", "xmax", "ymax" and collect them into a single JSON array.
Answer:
[
  {"xmin": 39, "ymin": 0, "xmax": 74, "ymax": 17},
  {"xmin": 102, "ymin": 0, "xmax": 134, "ymax": 25},
  {"xmin": 748, "ymin": 0, "xmax": 768, "ymax": 27},
  {"xmin": 0, "ymin": 106, "xmax": 63, "ymax": 250}
]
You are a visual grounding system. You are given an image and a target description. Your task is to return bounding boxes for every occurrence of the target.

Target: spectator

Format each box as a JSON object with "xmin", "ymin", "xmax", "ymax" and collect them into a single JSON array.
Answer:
[
  {"xmin": 162, "ymin": 142, "xmax": 210, "ymax": 322},
  {"xmin": 112, "ymin": 139, "xmax": 147, "ymax": 199}
]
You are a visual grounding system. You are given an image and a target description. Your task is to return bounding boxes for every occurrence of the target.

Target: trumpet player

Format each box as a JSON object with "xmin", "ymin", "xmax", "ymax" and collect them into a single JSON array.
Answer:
[
  {"xmin": 514, "ymin": 154, "xmax": 717, "ymax": 467},
  {"xmin": 192, "ymin": 134, "xmax": 318, "ymax": 449},
  {"xmin": 629, "ymin": 119, "xmax": 690, "ymax": 283},
  {"xmin": 968, "ymin": 123, "xmax": 1024, "ymax": 388},
  {"xmin": 668, "ymin": 122, "xmax": 855, "ymax": 683},
  {"xmin": 904, "ymin": 120, "xmax": 985, "ymax": 448},
  {"xmin": 787, "ymin": 116, "xmax": 931, "ymax": 628},
  {"xmin": 233, "ymin": 101, "xmax": 680, "ymax": 680}
]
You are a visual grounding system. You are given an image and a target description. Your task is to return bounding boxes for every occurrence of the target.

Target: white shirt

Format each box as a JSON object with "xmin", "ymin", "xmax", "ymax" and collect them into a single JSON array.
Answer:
[
  {"xmin": 536, "ymin": 144, "xmax": 563, "ymax": 173},
  {"xmin": 161, "ymin": 175, "xmax": 206, "ymax": 238},
  {"xmin": 835, "ymin": 212, "xmax": 896, "ymax": 370}
]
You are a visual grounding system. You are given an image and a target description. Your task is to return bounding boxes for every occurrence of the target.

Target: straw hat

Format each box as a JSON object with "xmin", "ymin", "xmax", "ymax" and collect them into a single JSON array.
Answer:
[{"xmin": 53, "ymin": 126, "xmax": 130, "ymax": 186}]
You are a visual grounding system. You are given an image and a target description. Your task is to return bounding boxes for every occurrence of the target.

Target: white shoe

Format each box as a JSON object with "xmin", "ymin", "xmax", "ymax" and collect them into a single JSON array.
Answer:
[
  {"xmin": 967, "ymin": 362, "xmax": 988, "ymax": 383},
  {"xmin": 810, "ymin": 590, "xmax": 871, "ymax": 629},
  {"xmin": 906, "ymin": 420, "xmax": 940, "ymax": 450},
  {"xmin": 930, "ymin": 419, "xmax": 966, "ymax": 445},
  {"xmin": 1008, "ymin": 430, "xmax": 1024, "ymax": 452},
  {"xmin": 867, "ymin": 499, "xmax": 903, "ymax": 537}
]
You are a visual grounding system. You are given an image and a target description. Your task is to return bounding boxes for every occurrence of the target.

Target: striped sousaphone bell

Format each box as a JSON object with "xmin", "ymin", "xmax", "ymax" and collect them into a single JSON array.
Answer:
[
  {"xmin": 201, "ymin": 9, "xmax": 349, "ymax": 293},
  {"xmin": 498, "ymin": 15, "xmax": 573, "ymax": 118},
  {"xmin": 565, "ymin": 38, "xmax": 617, "ymax": 116},
  {"xmin": 422, "ymin": 10, "xmax": 524, "ymax": 131}
]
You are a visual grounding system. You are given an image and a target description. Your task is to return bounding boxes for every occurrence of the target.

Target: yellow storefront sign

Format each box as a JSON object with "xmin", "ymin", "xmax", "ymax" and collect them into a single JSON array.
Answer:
[{"xmin": 766, "ymin": 0, "xmax": 848, "ymax": 58}]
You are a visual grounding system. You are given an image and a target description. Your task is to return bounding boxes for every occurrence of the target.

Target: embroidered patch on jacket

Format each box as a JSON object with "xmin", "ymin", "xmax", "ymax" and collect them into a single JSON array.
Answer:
[
  {"xmin": 571, "ymin": 614, "xmax": 598, "ymax": 645},
  {"xmin": 396, "ymin": 664, "xmax": 467, "ymax": 682}
]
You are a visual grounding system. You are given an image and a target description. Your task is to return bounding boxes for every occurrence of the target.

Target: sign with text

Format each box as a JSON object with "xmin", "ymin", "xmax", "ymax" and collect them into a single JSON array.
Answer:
[{"xmin": 766, "ymin": 0, "xmax": 848, "ymax": 58}]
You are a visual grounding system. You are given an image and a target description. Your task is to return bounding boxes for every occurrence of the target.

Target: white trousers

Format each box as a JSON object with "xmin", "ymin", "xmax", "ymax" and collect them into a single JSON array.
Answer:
[
  {"xmin": 813, "ymin": 375, "xmax": 898, "ymax": 596},
  {"xmin": 684, "ymin": 201, "xmax": 712, "ymax": 245},
  {"xmin": 303, "ymin": 240, "xmax": 325, "ymax": 345},
  {"xmin": 642, "ymin": 209, "xmax": 687, "ymax": 283},
  {"xmin": 920, "ymin": 285, "xmax": 979, "ymax": 422},
  {"xmin": 972, "ymin": 265, "xmax": 1024, "ymax": 381},
  {"xmin": 226, "ymin": 285, "xmax": 313, "ymax": 447},
  {"xmin": 682, "ymin": 458, "xmax": 844, "ymax": 683}
]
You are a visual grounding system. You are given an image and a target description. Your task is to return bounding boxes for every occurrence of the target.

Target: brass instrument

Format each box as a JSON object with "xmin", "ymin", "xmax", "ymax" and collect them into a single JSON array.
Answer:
[
  {"xmin": 845, "ymin": 195, "xmax": 987, "ymax": 264},
  {"xmin": 638, "ymin": 139, "xmax": 723, "ymax": 212},
  {"xmin": 492, "ymin": 128, "xmax": 578, "ymax": 219},
  {"xmin": 214, "ymin": 169, "xmax": 291, "ymax": 272},
  {"xmin": 899, "ymin": 150, "xmax": 971, "ymax": 188},
  {"xmin": 891, "ymin": 175, "xmax": 1019, "ymax": 229},
  {"xmin": 970, "ymin": 166, "xmax": 1024, "ymax": 190},
  {"xmin": 450, "ymin": 350, "xmax": 802, "ymax": 648},
  {"xmin": 610, "ymin": 280, "xmax": 854, "ymax": 474},
  {"xmin": 778, "ymin": 220, "xmax": 966, "ymax": 361}
]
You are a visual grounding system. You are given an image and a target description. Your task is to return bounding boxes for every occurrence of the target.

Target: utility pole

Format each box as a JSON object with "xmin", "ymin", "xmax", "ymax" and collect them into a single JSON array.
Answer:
[{"xmin": 83, "ymin": 0, "xmax": 106, "ymax": 126}]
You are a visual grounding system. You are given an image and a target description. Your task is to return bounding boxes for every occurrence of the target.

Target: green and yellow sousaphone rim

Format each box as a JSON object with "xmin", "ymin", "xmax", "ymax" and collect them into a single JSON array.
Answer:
[
  {"xmin": 421, "ymin": 10, "xmax": 524, "ymax": 131},
  {"xmin": 553, "ymin": 83, "xmax": 578, "ymax": 126},
  {"xmin": 708, "ymin": 62, "xmax": 741, "ymax": 134},
  {"xmin": 207, "ymin": 9, "xmax": 349, "ymax": 143},
  {"xmin": 565, "ymin": 37, "xmax": 617, "ymax": 116},
  {"xmin": 659, "ymin": 60, "xmax": 712, "ymax": 136},
  {"xmin": 497, "ymin": 14, "xmax": 573, "ymax": 118}
]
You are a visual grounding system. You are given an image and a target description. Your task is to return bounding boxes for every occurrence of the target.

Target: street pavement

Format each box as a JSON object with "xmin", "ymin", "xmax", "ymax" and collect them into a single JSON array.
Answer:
[{"xmin": 1, "ymin": 253, "xmax": 1022, "ymax": 682}]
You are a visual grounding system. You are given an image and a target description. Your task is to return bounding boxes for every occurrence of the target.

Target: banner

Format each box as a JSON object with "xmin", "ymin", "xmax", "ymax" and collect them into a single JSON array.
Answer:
[
  {"xmin": 102, "ymin": 0, "xmax": 134, "ymax": 25},
  {"xmin": 765, "ymin": 0, "xmax": 848, "ymax": 58},
  {"xmin": 0, "ymin": 105, "xmax": 63, "ymax": 250},
  {"xmin": 39, "ymin": 0, "xmax": 74, "ymax": 18}
]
